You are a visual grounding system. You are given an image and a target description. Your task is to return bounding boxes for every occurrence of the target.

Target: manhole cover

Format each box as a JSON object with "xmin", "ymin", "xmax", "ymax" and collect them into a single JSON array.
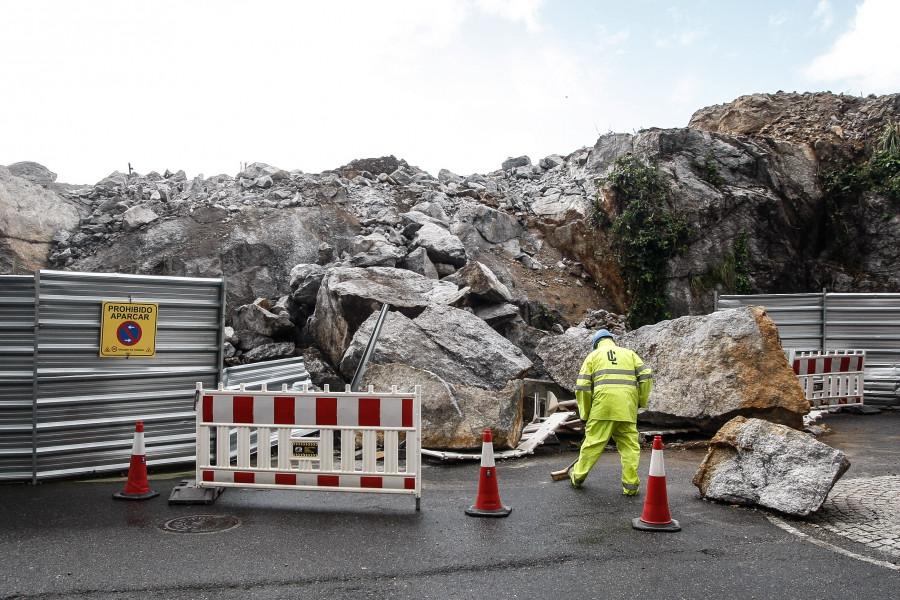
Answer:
[{"xmin": 159, "ymin": 514, "xmax": 242, "ymax": 534}]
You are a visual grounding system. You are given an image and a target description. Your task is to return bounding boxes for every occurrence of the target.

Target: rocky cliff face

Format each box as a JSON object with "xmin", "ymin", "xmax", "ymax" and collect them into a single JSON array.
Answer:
[{"xmin": 2, "ymin": 91, "xmax": 899, "ymax": 350}]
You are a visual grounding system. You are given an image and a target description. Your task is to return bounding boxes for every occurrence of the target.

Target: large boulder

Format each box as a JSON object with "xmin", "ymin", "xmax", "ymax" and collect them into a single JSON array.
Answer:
[
  {"xmin": 362, "ymin": 363, "xmax": 524, "ymax": 450},
  {"xmin": 623, "ymin": 306, "xmax": 809, "ymax": 432},
  {"xmin": 307, "ymin": 266, "xmax": 460, "ymax": 367},
  {"xmin": 0, "ymin": 165, "xmax": 85, "ymax": 273},
  {"xmin": 692, "ymin": 416, "xmax": 851, "ymax": 517},
  {"xmin": 341, "ymin": 305, "xmax": 532, "ymax": 392},
  {"xmin": 533, "ymin": 326, "xmax": 593, "ymax": 391},
  {"xmin": 534, "ymin": 307, "xmax": 809, "ymax": 432}
]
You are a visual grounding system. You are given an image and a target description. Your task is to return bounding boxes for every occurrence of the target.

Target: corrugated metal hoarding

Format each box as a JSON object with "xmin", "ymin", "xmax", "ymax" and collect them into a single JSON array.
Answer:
[
  {"xmin": 0, "ymin": 270, "xmax": 225, "ymax": 481},
  {"xmin": 0, "ymin": 275, "xmax": 37, "ymax": 481},
  {"xmin": 715, "ymin": 291, "xmax": 900, "ymax": 406}
]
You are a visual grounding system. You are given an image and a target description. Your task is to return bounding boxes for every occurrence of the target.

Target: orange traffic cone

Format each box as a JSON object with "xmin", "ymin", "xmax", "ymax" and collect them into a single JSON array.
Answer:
[
  {"xmin": 632, "ymin": 435, "xmax": 680, "ymax": 532},
  {"xmin": 113, "ymin": 421, "xmax": 159, "ymax": 501},
  {"xmin": 465, "ymin": 430, "xmax": 512, "ymax": 518}
]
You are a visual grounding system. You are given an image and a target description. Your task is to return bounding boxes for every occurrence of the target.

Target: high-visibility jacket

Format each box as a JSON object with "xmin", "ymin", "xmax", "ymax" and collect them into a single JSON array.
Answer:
[{"xmin": 574, "ymin": 338, "xmax": 652, "ymax": 423}]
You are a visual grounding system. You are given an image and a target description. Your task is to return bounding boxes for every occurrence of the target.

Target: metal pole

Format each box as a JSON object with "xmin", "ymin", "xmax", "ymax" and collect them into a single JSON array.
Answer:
[
  {"xmin": 350, "ymin": 303, "xmax": 390, "ymax": 392},
  {"xmin": 822, "ymin": 287, "xmax": 828, "ymax": 352}
]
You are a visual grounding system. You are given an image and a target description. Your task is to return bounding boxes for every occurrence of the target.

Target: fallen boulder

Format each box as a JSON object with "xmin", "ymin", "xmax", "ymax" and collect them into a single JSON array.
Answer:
[
  {"xmin": 341, "ymin": 305, "xmax": 533, "ymax": 392},
  {"xmin": 692, "ymin": 416, "xmax": 850, "ymax": 517},
  {"xmin": 623, "ymin": 306, "xmax": 809, "ymax": 431},
  {"xmin": 307, "ymin": 266, "xmax": 459, "ymax": 367},
  {"xmin": 535, "ymin": 307, "xmax": 810, "ymax": 432},
  {"xmin": 361, "ymin": 363, "xmax": 524, "ymax": 450}
]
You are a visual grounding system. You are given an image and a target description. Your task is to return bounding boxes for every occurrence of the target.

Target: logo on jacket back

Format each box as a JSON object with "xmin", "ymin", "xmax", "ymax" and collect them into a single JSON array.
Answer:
[{"xmin": 607, "ymin": 349, "xmax": 617, "ymax": 364}]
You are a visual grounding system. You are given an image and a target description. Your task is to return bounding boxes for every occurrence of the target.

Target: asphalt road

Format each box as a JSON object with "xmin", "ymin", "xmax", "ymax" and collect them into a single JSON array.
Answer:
[{"xmin": 1, "ymin": 410, "xmax": 898, "ymax": 600}]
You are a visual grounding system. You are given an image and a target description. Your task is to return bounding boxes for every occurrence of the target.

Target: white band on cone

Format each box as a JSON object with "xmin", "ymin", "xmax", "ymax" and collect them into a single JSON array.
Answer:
[
  {"xmin": 132, "ymin": 432, "xmax": 145, "ymax": 455},
  {"xmin": 648, "ymin": 447, "xmax": 665, "ymax": 477},
  {"xmin": 480, "ymin": 442, "xmax": 495, "ymax": 467}
]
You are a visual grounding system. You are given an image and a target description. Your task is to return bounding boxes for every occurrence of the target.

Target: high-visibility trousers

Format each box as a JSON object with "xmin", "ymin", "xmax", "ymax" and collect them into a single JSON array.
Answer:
[{"xmin": 572, "ymin": 419, "xmax": 640, "ymax": 493}]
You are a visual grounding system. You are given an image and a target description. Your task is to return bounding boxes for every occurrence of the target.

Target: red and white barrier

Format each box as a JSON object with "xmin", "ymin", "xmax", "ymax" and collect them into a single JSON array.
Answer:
[
  {"xmin": 194, "ymin": 382, "xmax": 421, "ymax": 509},
  {"xmin": 790, "ymin": 350, "xmax": 865, "ymax": 409}
]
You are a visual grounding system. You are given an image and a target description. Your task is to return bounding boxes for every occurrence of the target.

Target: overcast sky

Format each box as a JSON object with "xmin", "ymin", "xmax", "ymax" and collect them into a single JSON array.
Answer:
[{"xmin": 3, "ymin": 0, "xmax": 899, "ymax": 185}]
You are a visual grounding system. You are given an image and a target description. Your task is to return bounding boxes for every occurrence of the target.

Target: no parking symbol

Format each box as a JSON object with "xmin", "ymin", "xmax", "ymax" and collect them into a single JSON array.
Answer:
[{"xmin": 100, "ymin": 301, "xmax": 158, "ymax": 357}]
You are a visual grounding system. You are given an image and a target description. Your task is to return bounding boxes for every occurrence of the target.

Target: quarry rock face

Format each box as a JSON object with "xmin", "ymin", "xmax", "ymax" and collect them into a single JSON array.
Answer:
[
  {"xmin": 692, "ymin": 416, "xmax": 851, "ymax": 517},
  {"xmin": 2, "ymin": 92, "xmax": 899, "ymax": 444},
  {"xmin": 0, "ymin": 166, "xmax": 85, "ymax": 273}
]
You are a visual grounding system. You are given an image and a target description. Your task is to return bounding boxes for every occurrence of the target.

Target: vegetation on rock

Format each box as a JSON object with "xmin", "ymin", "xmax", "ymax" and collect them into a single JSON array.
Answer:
[{"xmin": 594, "ymin": 153, "xmax": 690, "ymax": 328}]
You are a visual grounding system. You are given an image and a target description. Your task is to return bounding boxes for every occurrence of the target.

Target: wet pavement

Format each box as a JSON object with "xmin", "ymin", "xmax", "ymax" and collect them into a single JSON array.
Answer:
[
  {"xmin": 765, "ymin": 409, "xmax": 900, "ymax": 570},
  {"xmin": 0, "ymin": 409, "xmax": 898, "ymax": 599}
]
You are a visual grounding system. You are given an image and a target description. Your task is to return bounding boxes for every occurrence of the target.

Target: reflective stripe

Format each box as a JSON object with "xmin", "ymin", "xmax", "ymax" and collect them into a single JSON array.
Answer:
[
  {"xmin": 622, "ymin": 482, "xmax": 639, "ymax": 490},
  {"xmin": 636, "ymin": 365, "xmax": 651, "ymax": 374},
  {"xmin": 593, "ymin": 379, "xmax": 638, "ymax": 387},
  {"xmin": 591, "ymin": 368, "xmax": 637, "ymax": 377},
  {"xmin": 637, "ymin": 373, "xmax": 652, "ymax": 381},
  {"xmin": 578, "ymin": 372, "xmax": 593, "ymax": 380},
  {"xmin": 574, "ymin": 385, "xmax": 592, "ymax": 392}
]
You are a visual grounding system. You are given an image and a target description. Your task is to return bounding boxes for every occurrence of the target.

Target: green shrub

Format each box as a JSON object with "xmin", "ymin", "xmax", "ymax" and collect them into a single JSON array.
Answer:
[{"xmin": 595, "ymin": 154, "xmax": 690, "ymax": 327}]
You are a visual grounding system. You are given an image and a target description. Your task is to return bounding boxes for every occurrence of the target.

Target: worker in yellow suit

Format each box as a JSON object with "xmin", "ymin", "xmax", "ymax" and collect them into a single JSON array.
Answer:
[{"xmin": 572, "ymin": 329, "xmax": 652, "ymax": 494}]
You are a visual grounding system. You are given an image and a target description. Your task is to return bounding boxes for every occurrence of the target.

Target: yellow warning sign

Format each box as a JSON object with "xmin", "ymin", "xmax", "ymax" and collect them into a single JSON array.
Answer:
[
  {"xmin": 100, "ymin": 301, "xmax": 158, "ymax": 357},
  {"xmin": 292, "ymin": 442, "xmax": 318, "ymax": 457}
]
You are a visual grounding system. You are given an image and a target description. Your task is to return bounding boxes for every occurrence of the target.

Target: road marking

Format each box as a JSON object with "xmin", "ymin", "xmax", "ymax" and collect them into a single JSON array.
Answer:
[{"xmin": 766, "ymin": 514, "xmax": 900, "ymax": 571}]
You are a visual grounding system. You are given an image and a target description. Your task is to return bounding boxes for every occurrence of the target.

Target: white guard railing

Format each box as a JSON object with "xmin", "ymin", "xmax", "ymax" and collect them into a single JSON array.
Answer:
[
  {"xmin": 194, "ymin": 382, "xmax": 422, "ymax": 509},
  {"xmin": 790, "ymin": 350, "xmax": 865, "ymax": 409}
]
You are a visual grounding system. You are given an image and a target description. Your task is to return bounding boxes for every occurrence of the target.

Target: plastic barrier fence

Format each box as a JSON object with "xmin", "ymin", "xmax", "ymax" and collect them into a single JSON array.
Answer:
[
  {"xmin": 195, "ymin": 382, "xmax": 421, "ymax": 509},
  {"xmin": 790, "ymin": 350, "xmax": 865, "ymax": 409}
]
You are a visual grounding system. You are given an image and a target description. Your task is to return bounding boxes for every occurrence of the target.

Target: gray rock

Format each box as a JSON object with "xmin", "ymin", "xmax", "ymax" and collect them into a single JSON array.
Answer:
[
  {"xmin": 289, "ymin": 263, "xmax": 326, "ymax": 305},
  {"xmin": 0, "ymin": 165, "xmax": 84, "ymax": 273},
  {"xmin": 539, "ymin": 155, "xmax": 565, "ymax": 170},
  {"xmin": 308, "ymin": 266, "xmax": 460, "ymax": 367},
  {"xmin": 297, "ymin": 347, "xmax": 346, "ymax": 391},
  {"xmin": 411, "ymin": 222, "xmax": 467, "ymax": 268},
  {"xmin": 536, "ymin": 306, "xmax": 809, "ymax": 433},
  {"xmin": 437, "ymin": 169, "xmax": 464, "ymax": 185},
  {"xmin": 399, "ymin": 211, "xmax": 448, "ymax": 238},
  {"xmin": 232, "ymin": 299, "xmax": 295, "ymax": 338},
  {"xmin": 502, "ymin": 156, "xmax": 532, "ymax": 171},
  {"xmin": 362, "ymin": 363, "xmax": 524, "ymax": 450},
  {"xmin": 398, "ymin": 246, "xmax": 439, "ymax": 279},
  {"xmin": 243, "ymin": 342, "xmax": 296, "ymax": 363},
  {"xmin": 317, "ymin": 242, "xmax": 334, "ymax": 265},
  {"xmin": 344, "ymin": 232, "xmax": 406, "ymax": 267},
  {"xmin": 340, "ymin": 305, "xmax": 532, "ymax": 391},
  {"xmin": 123, "ymin": 204, "xmax": 159, "ymax": 230},
  {"xmin": 692, "ymin": 416, "xmax": 850, "ymax": 517},
  {"xmin": 621, "ymin": 306, "xmax": 809, "ymax": 432},
  {"xmin": 443, "ymin": 261, "xmax": 513, "ymax": 304},
  {"xmin": 6, "ymin": 161, "xmax": 57, "ymax": 184},
  {"xmin": 474, "ymin": 303, "xmax": 521, "ymax": 328}
]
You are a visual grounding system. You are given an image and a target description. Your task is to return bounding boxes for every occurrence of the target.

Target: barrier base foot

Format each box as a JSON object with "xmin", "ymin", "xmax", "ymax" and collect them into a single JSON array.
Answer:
[
  {"xmin": 168, "ymin": 480, "xmax": 224, "ymax": 505},
  {"xmin": 465, "ymin": 505, "xmax": 512, "ymax": 518},
  {"xmin": 113, "ymin": 490, "xmax": 159, "ymax": 501},
  {"xmin": 631, "ymin": 517, "xmax": 681, "ymax": 532}
]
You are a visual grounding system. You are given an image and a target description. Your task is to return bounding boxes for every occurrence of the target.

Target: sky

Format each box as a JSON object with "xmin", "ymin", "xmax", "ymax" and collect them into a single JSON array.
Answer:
[{"xmin": 2, "ymin": 0, "xmax": 899, "ymax": 185}]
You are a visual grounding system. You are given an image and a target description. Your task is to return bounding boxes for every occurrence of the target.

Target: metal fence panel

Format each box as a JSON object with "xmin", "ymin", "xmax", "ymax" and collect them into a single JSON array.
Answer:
[
  {"xmin": 715, "ymin": 291, "xmax": 900, "ymax": 407},
  {"xmin": 0, "ymin": 270, "xmax": 226, "ymax": 481},
  {"xmin": 0, "ymin": 275, "xmax": 37, "ymax": 480}
]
